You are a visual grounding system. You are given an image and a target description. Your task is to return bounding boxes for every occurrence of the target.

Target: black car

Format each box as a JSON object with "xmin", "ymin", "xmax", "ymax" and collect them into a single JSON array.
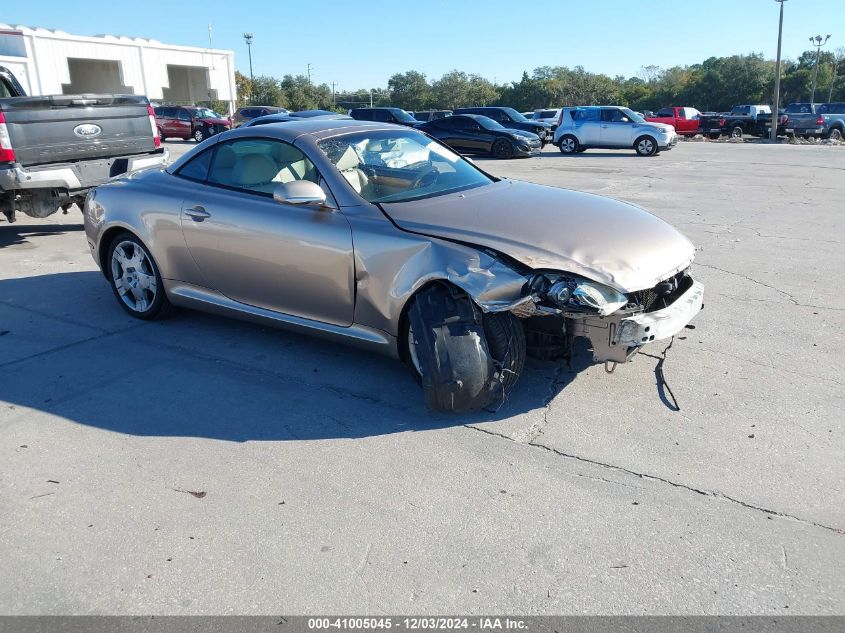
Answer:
[
  {"xmin": 349, "ymin": 107, "xmax": 420, "ymax": 126},
  {"xmin": 242, "ymin": 111, "xmax": 352, "ymax": 127},
  {"xmin": 232, "ymin": 106, "xmax": 288, "ymax": 128},
  {"xmin": 453, "ymin": 106, "xmax": 552, "ymax": 146},
  {"xmin": 412, "ymin": 109, "xmax": 452, "ymax": 122},
  {"xmin": 417, "ymin": 114, "xmax": 541, "ymax": 159}
]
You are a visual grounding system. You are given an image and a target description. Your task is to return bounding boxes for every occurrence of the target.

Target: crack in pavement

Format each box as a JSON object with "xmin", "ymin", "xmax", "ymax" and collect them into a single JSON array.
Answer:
[
  {"xmin": 462, "ymin": 423, "xmax": 842, "ymax": 534},
  {"xmin": 695, "ymin": 263, "xmax": 844, "ymax": 311},
  {"xmin": 0, "ymin": 322, "xmax": 150, "ymax": 370}
]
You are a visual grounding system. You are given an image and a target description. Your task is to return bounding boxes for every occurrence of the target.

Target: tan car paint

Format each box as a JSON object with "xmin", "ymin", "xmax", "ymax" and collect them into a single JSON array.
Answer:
[{"xmin": 85, "ymin": 120, "xmax": 699, "ymax": 362}]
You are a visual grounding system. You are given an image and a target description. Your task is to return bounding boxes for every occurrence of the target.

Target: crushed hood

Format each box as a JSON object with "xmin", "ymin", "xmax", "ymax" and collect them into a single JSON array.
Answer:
[{"xmin": 380, "ymin": 180, "xmax": 695, "ymax": 292}]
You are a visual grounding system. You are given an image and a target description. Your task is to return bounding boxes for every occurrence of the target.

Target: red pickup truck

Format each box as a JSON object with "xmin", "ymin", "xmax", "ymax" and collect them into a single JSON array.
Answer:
[{"xmin": 645, "ymin": 107, "xmax": 702, "ymax": 135}]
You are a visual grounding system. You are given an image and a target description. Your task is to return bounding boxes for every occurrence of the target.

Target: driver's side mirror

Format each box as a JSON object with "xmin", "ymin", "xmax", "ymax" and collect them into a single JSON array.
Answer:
[{"xmin": 273, "ymin": 181, "xmax": 329, "ymax": 208}]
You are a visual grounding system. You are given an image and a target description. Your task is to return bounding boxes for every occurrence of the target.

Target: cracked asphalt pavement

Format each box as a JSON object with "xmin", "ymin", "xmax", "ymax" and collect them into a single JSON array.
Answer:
[{"xmin": 1, "ymin": 140, "xmax": 843, "ymax": 614}]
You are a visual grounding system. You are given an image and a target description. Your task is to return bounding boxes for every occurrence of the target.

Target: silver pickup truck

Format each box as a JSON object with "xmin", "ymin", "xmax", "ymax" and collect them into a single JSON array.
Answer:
[
  {"xmin": 786, "ymin": 102, "xmax": 845, "ymax": 141},
  {"xmin": 1, "ymin": 66, "xmax": 167, "ymax": 222}
]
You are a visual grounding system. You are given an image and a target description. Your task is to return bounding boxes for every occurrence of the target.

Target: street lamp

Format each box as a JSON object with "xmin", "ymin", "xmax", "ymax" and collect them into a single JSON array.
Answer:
[
  {"xmin": 771, "ymin": 0, "xmax": 787, "ymax": 142},
  {"xmin": 809, "ymin": 34, "xmax": 831, "ymax": 102},
  {"xmin": 243, "ymin": 32, "xmax": 254, "ymax": 103}
]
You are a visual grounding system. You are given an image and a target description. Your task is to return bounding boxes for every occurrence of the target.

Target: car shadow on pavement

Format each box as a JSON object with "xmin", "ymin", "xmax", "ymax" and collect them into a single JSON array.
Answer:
[
  {"xmin": 0, "ymin": 221, "xmax": 84, "ymax": 248},
  {"xmin": 1, "ymin": 272, "xmax": 591, "ymax": 442}
]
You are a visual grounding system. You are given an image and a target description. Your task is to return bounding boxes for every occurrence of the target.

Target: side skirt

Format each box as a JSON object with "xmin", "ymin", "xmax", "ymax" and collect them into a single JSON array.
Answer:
[{"xmin": 165, "ymin": 281, "xmax": 399, "ymax": 358}]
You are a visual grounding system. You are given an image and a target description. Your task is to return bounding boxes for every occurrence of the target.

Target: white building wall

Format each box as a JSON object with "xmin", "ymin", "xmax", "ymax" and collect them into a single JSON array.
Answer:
[{"xmin": 0, "ymin": 24, "xmax": 236, "ymax": 112}]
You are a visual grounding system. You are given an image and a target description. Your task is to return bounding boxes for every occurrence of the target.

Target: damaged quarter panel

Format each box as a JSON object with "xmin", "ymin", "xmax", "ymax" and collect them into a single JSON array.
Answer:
[{"xmin": 380, "ymin": 179, "xmax": 695, "ymax": 293}]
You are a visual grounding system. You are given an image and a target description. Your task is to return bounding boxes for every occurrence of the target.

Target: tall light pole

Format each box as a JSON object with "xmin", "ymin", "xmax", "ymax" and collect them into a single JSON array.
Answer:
[
  {"xmin": 306, "ymin": 63, "xmax": 313, "ymax": 85},
  {"xmin": 243, "ymin": 32, "xmax": 254, "ymax": 103},
  {"xmin": 771, "ymin": 0, "xmax": 787, "ymax": 142},
  {"xmin": 809, "ymin": 34, "xmax": 831, "ymax": 102}
]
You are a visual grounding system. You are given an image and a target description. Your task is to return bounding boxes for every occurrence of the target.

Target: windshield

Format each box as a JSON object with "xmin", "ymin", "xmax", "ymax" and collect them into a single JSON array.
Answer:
[
  {"xmin": 475, "ymin": 115, "xmax": 505, "ymax": 131},
  {"xmin": 621, "ymin": 108, "xmax": 646, "ymax": 123},
  {"xmin": 193, "ymin": 108, "xmax": 221, "ymax": 119},
  {"xmin": 393, "ymin": 109, "xmax": 418, "ymax": 123},
  {"xmin": 501, "ymin": 107, "xmax": 529, "ymax": 123},
  {"xmin": 318, "ymin": 130, "xmax": 493, "ymax": 204}
]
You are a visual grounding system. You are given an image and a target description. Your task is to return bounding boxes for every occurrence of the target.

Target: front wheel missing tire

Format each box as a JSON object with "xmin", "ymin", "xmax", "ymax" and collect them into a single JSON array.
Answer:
[{"xmin": 406, "ymin": 284, "xmax": 526, "ymax": 412}]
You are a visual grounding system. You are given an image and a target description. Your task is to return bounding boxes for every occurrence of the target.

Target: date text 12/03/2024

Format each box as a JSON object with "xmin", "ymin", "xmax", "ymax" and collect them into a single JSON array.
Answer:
[{"xmin": 307, "ymin": 618, "xmax": 527, "ymax": 630}]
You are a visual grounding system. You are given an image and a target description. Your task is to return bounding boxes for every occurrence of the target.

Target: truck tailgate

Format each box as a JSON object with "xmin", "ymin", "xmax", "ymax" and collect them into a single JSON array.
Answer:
[{"xmin": 0, "ymin": 94, "xmax": 155, "ymax": 166}]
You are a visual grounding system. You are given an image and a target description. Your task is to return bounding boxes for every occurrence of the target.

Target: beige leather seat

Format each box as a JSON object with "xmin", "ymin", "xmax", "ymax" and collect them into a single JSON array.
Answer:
[
  {"xmin": 231, "ymin": 153, "xmax": 279, "ymax": 194},
  {"xmin": 210, "ymin": 145, "xmax": 237, "ymax": 183},
  {"xmin": 273, "ymin": 143, "xmax": 316, "ymax": 184},
  {"xmin": 335, "ymin": 145, "xmax": 368, "ymax": 194}
]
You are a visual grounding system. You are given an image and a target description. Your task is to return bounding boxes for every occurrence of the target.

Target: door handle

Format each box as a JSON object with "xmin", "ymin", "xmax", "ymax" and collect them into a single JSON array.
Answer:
[{"xmin": 185, "ymin": 205, "xmax": 210, "ymax": 221}]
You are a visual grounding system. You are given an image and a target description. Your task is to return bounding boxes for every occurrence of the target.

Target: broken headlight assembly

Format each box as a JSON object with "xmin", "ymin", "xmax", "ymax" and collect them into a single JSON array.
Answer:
[{"xmin": 526, "ymin": 274, "xmax": 629, "ymax": 316}]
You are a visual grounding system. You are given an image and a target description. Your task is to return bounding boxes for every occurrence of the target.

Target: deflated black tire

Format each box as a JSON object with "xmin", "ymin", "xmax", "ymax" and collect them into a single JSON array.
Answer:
[{"xmin": 406, "ymin": 284, "xmax": 526, "ymax": 412}]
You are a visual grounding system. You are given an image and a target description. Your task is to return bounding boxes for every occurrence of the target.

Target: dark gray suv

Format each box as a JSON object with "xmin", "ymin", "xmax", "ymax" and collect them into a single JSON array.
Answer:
[{"xmin": 233, "ymin": 106, "xmax": 288, "ymax": 128}]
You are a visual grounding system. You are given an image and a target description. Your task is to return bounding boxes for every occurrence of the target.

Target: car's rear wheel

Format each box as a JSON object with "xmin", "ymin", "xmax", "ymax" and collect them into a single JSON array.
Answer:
[
  {"xmin": 828, "ymin": 127, "xmax": 843, "ymax": 141},
  {"xmin": 107, "ymin": 233, "xmax": 170, "ymax": 320},
  {"xmin": 558, "ymin": 135, "xmax": 579, "ymax": 154},
  {"xmin": 492, "ymin": 139, "xmax": 515, "ymax": 159},
  {"xmin": 730, "ymin": 126, "xmax": 744, "ymax": 139},
  {"xmin": 634, "ymin": 135, "xmax": 658, "ymax": 156}
]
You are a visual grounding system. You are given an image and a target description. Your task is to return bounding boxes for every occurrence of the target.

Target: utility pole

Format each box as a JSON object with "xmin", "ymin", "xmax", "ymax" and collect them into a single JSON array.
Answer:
[
  {"xmin": 771, "ymin": 0, "xmax": 787, "ymax": 142},
  {"xmin": 809, "ymin": 34, "xmax": 831, "ymax": 102},
  {"xmin": 307, "ymin": 63, "xmax": 313, "ymax": 85},
  {"xmin": 370, "ymin": 89, "xmax": 374, "ymax": 108},
  {"xmin": 331, "ymin": 82, "xmax": 336, "ymax": 105},
  {"xmin": 243, "ymin": 33, "xmax": 254, "ymax": 103}
]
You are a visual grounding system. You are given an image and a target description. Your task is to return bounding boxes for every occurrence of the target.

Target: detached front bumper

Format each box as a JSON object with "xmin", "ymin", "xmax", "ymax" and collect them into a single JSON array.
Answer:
[{"xmin": 570, "ymin": 279, "xmax": 704, "ymax": 364}]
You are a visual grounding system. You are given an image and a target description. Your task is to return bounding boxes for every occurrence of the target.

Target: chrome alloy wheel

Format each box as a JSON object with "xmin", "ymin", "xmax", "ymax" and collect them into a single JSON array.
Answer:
[{"xmin": 110, "ymin": 240, "xmax": 158, "ymax": 312}]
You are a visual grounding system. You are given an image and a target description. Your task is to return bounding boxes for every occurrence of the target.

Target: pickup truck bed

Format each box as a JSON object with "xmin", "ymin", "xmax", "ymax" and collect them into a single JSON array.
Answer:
[
  {"xmin": 1, "ymin": 65, "xmax": 166, "ymax": 222},
  {"xmin": 786, "ymin": 103, "xmax": 845, "ymax": 141}
]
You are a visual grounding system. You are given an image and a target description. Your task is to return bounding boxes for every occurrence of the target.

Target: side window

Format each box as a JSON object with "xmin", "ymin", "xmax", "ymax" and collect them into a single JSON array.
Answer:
[
  {"xmin": 494, "ymin": 110, "xmax": 510, "ymax": 123},
  {"xmin": 656, "ymin": 108, "xmax": 673, "ymax": 117},
  {"xmin": 163, "ymin": 107, "xmax": 177, "ymax": 118},
  {"xmin": 207, "ymin": 138, "xmax": 319, "ymax": 195},
  {"xmin": 178, "ymin": 109, "xmax": 191, "ymax": 121},
  {"xmin": 175, "ymin": 147, "xmax": 214, "ymax": 182}
]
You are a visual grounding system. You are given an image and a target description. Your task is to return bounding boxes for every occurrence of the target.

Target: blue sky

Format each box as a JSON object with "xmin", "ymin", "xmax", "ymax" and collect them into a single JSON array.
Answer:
[{"xmin": 5, "ymin": 0, "xmax": 844, "ymax": 90}]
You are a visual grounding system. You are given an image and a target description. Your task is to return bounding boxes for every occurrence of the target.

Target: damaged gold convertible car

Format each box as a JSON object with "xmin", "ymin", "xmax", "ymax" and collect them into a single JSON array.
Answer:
[{"xmin": 84, "ymin": 120, "xmax": 703, "ymax": 411}]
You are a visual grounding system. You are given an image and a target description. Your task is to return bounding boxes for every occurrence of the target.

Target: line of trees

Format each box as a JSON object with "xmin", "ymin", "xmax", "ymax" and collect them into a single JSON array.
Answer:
[{"xmin": 232, "ymin": 48, "xmax": 845, "ymax": 114}]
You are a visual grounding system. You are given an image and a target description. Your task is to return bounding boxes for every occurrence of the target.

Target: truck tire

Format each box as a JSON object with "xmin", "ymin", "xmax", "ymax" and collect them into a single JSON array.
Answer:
[
  {"xmin": 558, "ymin": 135, "xmax": 579, "ymax": 154},
  {"xmin": 634, "ymin": 136, "xmax": 658, "ymax": 156},
  {"xmin": 708, "ymin": 132, "xmax": 720, "ymax": 140},
  {"xmin": 405, "ymin": 284, "xmax": 525, "ymax": 412},
  {"xmin": 106, "ymin": 232, "xmax": 171, "ymax": 320},
  {"xmin": 828, "ymin": 127, "xmax": 843, "ymax": 141},
  {"xmin": 730, "ymin": 126, "xmax": 744, "ymax": 139}
]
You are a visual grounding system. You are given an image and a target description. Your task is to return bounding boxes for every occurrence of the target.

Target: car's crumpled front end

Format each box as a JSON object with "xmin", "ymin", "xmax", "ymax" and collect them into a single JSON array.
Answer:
[
  {"xmin": 506, "ymin": 267, "xmax": 703, "ymax": 364},
  {"xmin": 381, "ymin": 179, "xmax": 703, "ymax": 367}
]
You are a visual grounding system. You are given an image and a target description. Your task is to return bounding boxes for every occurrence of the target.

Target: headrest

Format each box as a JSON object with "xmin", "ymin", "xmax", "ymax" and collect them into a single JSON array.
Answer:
[
  {"xmin": 275, "ymin": 143, "xmax": 303, "ymax": 164},
  {"xmin": 215, "ymin": 145, "xmax": 237, "ymax": 168},
  {"xmin": 335, "ymin": 145, "xmax": 361, "ymax": 171},
  {"xmin": 232, "ymin": 153, "xmax": 278, "ymax": 186}
]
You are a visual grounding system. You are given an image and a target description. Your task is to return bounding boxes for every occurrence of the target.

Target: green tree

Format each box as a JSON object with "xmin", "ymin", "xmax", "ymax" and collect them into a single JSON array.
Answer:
[
  {"xmin": 235, "ymin": 71, "xmax": 252, "ymax": 107},
  {"xmin": 387, "ymin": 71, "xmax": 431, "ymax": 110},
  {"xmin": 431, "ymin": 70, "xmax": 472, "ymax": 109},
  {"xmin": 249, "ymin": 75, "xmax": 287, "ymax": 108}
]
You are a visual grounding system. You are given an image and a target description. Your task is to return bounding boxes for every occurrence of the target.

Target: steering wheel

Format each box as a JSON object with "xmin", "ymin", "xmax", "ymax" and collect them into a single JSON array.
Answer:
[{"xmin": 411, "ymin": 168, "xmax": 439, "ymax": 190}]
